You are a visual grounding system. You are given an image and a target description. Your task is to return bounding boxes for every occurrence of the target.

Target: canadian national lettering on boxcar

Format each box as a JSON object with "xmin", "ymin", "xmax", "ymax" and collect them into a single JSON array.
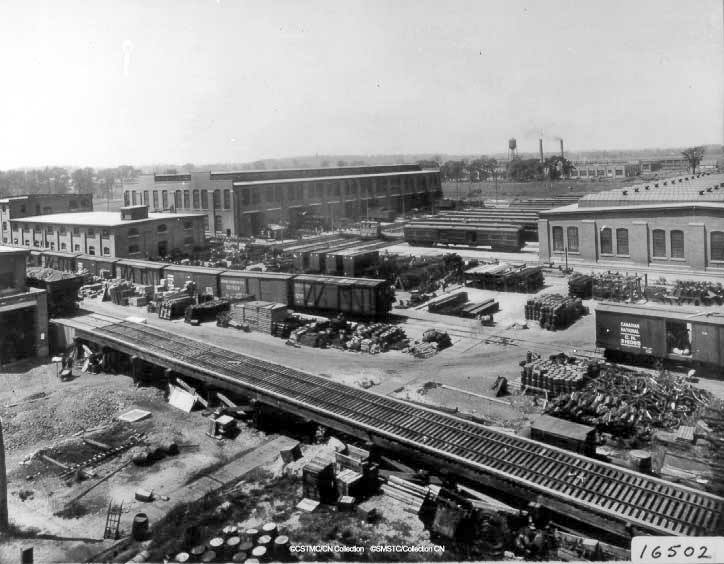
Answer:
[{"xmin": 595, "ymin": 302, "xmax": 724, "ymax": 374}]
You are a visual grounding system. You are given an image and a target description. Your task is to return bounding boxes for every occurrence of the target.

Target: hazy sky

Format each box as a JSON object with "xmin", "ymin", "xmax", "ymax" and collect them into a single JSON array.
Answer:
[{"xmin": 0, "ymin": 0, "xmax": 722, "ymax": 168}]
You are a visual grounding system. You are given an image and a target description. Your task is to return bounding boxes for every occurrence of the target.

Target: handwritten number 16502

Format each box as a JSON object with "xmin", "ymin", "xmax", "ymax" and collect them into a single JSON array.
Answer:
[{"xmin": 639, "ymin": 544, "xmax": 711, "ymax": 560}]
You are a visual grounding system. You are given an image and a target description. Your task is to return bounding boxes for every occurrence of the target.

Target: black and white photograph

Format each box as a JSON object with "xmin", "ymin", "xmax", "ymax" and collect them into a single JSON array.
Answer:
[{"xmin": 0, "ymin": 1, "xmax": 723, "ymax": 562}]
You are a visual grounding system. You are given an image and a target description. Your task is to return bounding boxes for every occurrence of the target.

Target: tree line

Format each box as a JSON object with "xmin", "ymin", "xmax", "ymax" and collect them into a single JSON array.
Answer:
[
  {"xmin": 426, "ymin": 155, "xmax": 574, "ymax": 183},
  {"xmin": 0, "ymin": 165, "xmax": 141, "ymax": 198}
]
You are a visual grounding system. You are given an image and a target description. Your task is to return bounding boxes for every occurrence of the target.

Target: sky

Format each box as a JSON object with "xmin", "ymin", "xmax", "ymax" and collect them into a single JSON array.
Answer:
[{"xmin": 0, "ymin": 0, "xmax": 722, "ymax": 168}]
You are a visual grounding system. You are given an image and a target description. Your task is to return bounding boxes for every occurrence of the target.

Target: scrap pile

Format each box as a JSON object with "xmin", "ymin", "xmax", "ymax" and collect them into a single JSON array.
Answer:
[
  {"xmin": 283, "ymin": 317, "xmax": 409, "ymax": 354},
  {"xmin": 524, "ymin": 294, "xmax": 587, "ymax": 331},
  {"xmin": 394, "ymin": 254, "xmax": 464, "ymax": 292},
  {"xmin": 381, "ymin": 475, "xmax": 434, "ymax": 514},
  {"xmin": 568, "ymin": 274, "xmax": 593, "ymax": 299},
  {"xmin": 184, "ymin": 299, "xmax": 231, "ymax": 324},
  {"xmin": 592, "ymin": 272, "xmax": 643, "ymax": 302},
  {"xmin": 645, "ymin": 279, "xmax": 724, "ymax": 306},
  {"xmin": 520, "ymin": 353, "xmax": 601, "ymax": 395},
  {"xmin": 464, "ymin": 263, "xmax": 544, "ymax": 293},
  {"xmin": 546, "ymin": 368, "xmax": 713, "ymax": 439},
  {"xmin": 410, "ymin": 329, "xmax": 452, "ymax": 358}
]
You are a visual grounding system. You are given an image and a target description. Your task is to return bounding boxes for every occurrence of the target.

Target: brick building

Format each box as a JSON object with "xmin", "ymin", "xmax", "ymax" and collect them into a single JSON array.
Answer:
[
  {"xmin": 9, "ymin": 205, "xmax": 206, "ymax": 259},
  {"xmin": 569, "ymin": 162, "xmax": 641, "ymax": 179},
  {"xmin": 123, "ymin": 164, "xmax": 442, "ymax": 237},
  {"xmin": 0, "ymin": 193, "xmax": 93, "ymax": 245},
  {"xmin": 0, "ymin": 246, "xmax": 48, "ymax": 366},
  {"xmin": 538, "ymin": 172, "xmax": 724, "ymax": 272}
]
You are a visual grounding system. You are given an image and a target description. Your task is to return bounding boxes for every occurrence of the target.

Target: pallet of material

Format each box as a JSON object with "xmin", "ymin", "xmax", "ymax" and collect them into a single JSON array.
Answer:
[
  {"xmin": 459, "ymin": 298, "xmax": 499, "ymax": 318},
  {"xmin": 229, "ymin": 300, "xmax": 288, "ymax": 333},
  {"xmin": 427, "ymin": 291, "xmax": 468, "ymax": 313}
]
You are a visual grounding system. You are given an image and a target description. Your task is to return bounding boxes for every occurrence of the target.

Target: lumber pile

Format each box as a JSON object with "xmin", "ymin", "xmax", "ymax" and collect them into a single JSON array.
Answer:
[
  {"xmin": 520, "ymin": 353, "xmax": 600, "ymax": 395},
  {"xmin": 427, "ymin": 291, "xmax": 468, "ymax": 314},
  {"xmin": 546, "ymin": 367, "xmax": 713, "ymax": 439},
  {"xmin": 284, "ymin": 318, "xmax": 409, "ymax": 353},
  {"xmin": 568, "ymin": 274, "xmax": 593, "ymax": 299},
  {"xmin": 524, "ymin": 294, "xmax": 587, "ymax": 330},
  {"xmin": 228, "ymin": 300, "xmax": 288, "ymax": 333},
  {"xmin": 465, "ymin": 263, "xmax": 544, "ymax": 293},
  {"xmin": 591, "ymin": 272, "xmax": 643, "ymax": 302},
  {"xmin": 380, "ymin": 475, "xmax": 430, "ymax": 514},
  {"xmin": 459, "ymin": 298, "xmax": 499, "ymax": 318}
]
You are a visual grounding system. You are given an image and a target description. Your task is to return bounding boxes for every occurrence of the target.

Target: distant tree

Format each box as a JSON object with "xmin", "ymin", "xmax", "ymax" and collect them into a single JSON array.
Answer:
[
  {"xmin": 320, "ymin": 160, "xmax": 331, "ymax": 168},
  {"xmin": 251, "ymin": 160, "xmax": 267, "ymax": 170},
  {"xmin": 336, "ymin": 160, "xmax": 348, "ymax": 167},
  {"xmin": 544, "ymin": 156, "xmax": 575, "ymax": 180},
  {"xmin": 416, "ymin": 159, "xmax": 440, "ymax": 169},
  {"xmin": 72, "ymin": 167, "xmax": 96, "ymax": 193},
  {"xmin": 507, "ymin": 158, "xmax": 544, "ymax": 181},
  {"xmin": 681, "ymin": 146, "xmax": 706, "ymax": 174},
  {"xmin": 181, "ymin": 163, "xmax": 196, "ymax": 172},
  {"xmin": 441, "ymin": 160, "xmax": 467, "ymax": 181},
  {"xmin": 469, "ymin": 156, "xmax": 497, "ymax": 180}
]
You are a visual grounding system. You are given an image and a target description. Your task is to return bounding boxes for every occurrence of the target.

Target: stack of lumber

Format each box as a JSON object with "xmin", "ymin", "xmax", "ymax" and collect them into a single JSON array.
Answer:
[
  {"xmin": 427, "ymin": 291, "xmax": 468, "ymax": 314},
  {"xmin": 524, "ymin": 294, "xmax": 586, "ymax": 330},
  {"xmin": 229, "ymin": 301, "xmax": 288, "ymax": 333},
  {"xmin": 464, "ymin": 263, "xmax": 544, "ymax": 293},
  {"xmin": 459, "ymin": 298, "xmax": 499, "ymax": 318},
  {"xmin": 546, "ymin": 367, "xmax": 713, "ymax": 439},
  {"xmin": 409, "ymin": 341, "xmax": 439, "ymax": 359},
  {"xmin": 280, "ymin": 318, "xmax": 409, "ymax": 354},
  {"xmin": 380, "ymin": 475, "xmax": 429, "ymax": 514},
  {"xmin": 108, "ymin": 280, "xmax": 136, "ymax": 305}
]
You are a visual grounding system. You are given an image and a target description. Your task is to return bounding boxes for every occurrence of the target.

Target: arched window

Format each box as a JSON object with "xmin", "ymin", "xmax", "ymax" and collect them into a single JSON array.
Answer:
[
  {"xmin": 670, "ymin": 230, "xmax": 685, "ymax": 259},
  {"xmin": 157, "ymin": 223, "xmax": 167, "ymax": 233},
  {"xmin": 103, "ymin": 247, "xmax": 110, "ymax": 256},
  {"xmin": 616, "ymin": 228, "xmax": 629, "ymax": 255},
  {"xmin": 567, "ymin": 227, "xmax": 579, "ymax": 252},
  {"xmin": 201, "ymin": 190, "xmax": 208, "ymax": 209},
  {"xmin": 711, "ymin": 231, "xmax": 724, "ymax": 261},
  {"xmin": 600, "ymin": 227, "xmax": 613, "ymax": 254},
  {"xmin": 652, "ymin": 229, "xmax": 666, "ymax": 257},
  {"xmin": 552, "ymin": 226, "xmax": 564, "ymax": 251}
]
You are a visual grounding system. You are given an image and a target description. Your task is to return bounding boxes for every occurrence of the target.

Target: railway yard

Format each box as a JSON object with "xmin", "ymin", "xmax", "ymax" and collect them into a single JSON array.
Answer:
[{"xmin": 2, "ymin": 197, "xmax": 724, "ymax": 563}]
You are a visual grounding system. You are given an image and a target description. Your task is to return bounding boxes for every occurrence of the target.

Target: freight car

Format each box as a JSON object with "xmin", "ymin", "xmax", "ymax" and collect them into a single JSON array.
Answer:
[
  {"xmin": 76, "ymin": 255, "xmax": 120, "ymax": 278},
  {"xmin": 291, "ymin": 275, "xmax": 394, "ymax": 317},
  {"xmin": 403, "ymin": 222, "xmax": 524, "ymax": 252},
  {"xmin": 116, "ymin": 259, "xmax": 170, "ymax": 287},
  {"xmin": 530, "ymin": 415, "xmax": 596, "ymax": 456},
  {"xmin": 164, "ymin": 265, "xmax": 225, "ymax": 296},
  {"xmin": 596, "ymin": 302, "xmax": 724, "ymax": 375},
  {"xmin": 217, "ymin": 270, "xmax": 294, "ymax": 304}
]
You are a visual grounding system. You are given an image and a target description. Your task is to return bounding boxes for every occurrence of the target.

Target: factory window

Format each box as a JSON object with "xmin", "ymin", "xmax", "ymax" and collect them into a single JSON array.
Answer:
[
  {"xmin": 23, "ymin": 225, "xmax": 30, "ymax": 233},
  {"xmin": 192, "ymin": 190, "xmax": 200, "ymax": 208},
  {"xmin": 652, "ymin": 229, "xmax": 666, "ymax": 258},
  {"xmin": 103, "ymin": 247, "xmax": 110, "ymax": 256},
  {"xmin": 152, "ymin": 191, "xmax": 159, "ymax": 209},
  {"xmin": 241, "ymin": 189, "xmax": 250, "ymax": 205},
  {"xmin": 46, "ymin": 225, "xmax": 54, "ymax": 235},
  {"xmin": 44, "ymin": 241, "xmax": 50, "ymax": 248},
  {"xmin": 334, "ymin": 184, "xmax": 341, "ymax": 197},
  {"xmin": 124, "ymin": 192, "xmax": 130, "ymax": 206},
  {"xmin": 252, "ymin": 189, "xmax": 260, "ymax": 205},
  {"xmin": 215, "ymin": 215, "xmax": 223, "ymax": 232},
  {"xmin": 128, "ymin": 227, "xmax": 139, "ymax": 238},
  {"xmin": 101, "ymin": 229, "xmax": 110, "ymax": 239},
  {"xmin": 264, "ymin": 189, "xmax": 273, "ymax": 203},
  {"xmin": 88, "ymin": 245, "xmax": 96, "ymax": 255},
  {"xmin": 223, "ymin": 189, "xmax": 231, "ymax": 209},
  {"xmin": 183, "ymin": 190, "xmax": 190, "ymax": 208},
  {"xmin": 60, "ymin": 242, "xmax": 66, "ymax": 250},
  {"xmin": 201, "ymin": 190, "xmax": 208, "ymax": 209},
  {"xmin": 183, "ymin": 236, "xmax": 194, "ymax": 246},
  {"xmin": 600, "ymin": 228, "xmax": 613, "ymax": 254},
  {"xmin": 183, "ymin": 220, "xmax": 192, "ymax": 230},
  {"xmin": 35, "ymin": 224, "xmax": 41, "ymax": 231},
  {"xmin": 73, "ymin": 227, "xmax": 80, "ymax": 235},
  {"xmin": 174, "ymin": 190, "xmax": 182, "ymax": 209},
  {"xmin": 162, "ymin": 190, "xmax": 168, "ymax": 209},
  {"xmin": 567, "ymin": 227, "xmax": 579, "ymax": 252},
  {"xmin": 213, "ymin": 189, "xmax": 221, "ymax": 208},
  {"xmin": 59, "ymin": 225, "xmax": 66, "ymax": 234},
  {"xmin": 670, "ymin": 230, "xmax": 685, "ymax": 259},
  {"xmin": 296, "ymin": 186, "xmax": 304, "ymax": 200},
  {"xmin": 128, "ymin": 244, "xmax": 140, "ymax": 254},
  {"xmin": 287, "ymin": 185, "xmax": 294, "ymax": 201},
  {"xmin": 157, "ymin": 223, "xmax": 167, "ymax": 233},
  {"xmin": 74, "ymin": 244, "xmax": 80, "ymax": 251},
  {"xmin": 615, "ymin": 169, "xmax": 624, "ymax": 176},
  {"xmin": 316, "ymin": 184, "xmax": 323, "ymax": 197},
  {"xmin": 274, "ymin": 186, "xmax": 281, "ymax": 201},
  {"xmin": 616, "ymin": 228, "xmax": 629, "ymax": 255},
  {"xmin": 132, "ymin": 192, "xmax": 137, "ymax": 206},
  {"xmin": 87, "ymin": 228, "xmax": 96, "ymax": 237},
  {"xmin": 143, "ymin": 191, "xmax": 149, "ymax": 206},
  {"xmin": 711, "ymin": 232, "xmax": 724, "ymax": 261},
  {"xmin": 552, "ymin": 226, "xmax": 564, "ymax": 251}
]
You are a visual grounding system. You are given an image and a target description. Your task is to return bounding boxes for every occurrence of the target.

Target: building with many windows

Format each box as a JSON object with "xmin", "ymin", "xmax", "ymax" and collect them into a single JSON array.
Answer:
[
  {"xmin": 9, "ymin": 205, "xmax": 206, "ymax": 259},
  {"xmin": 569, "ymin": 161, "xmax": 641, "ymax": 179},
  {"xmin": 123, "ymin": 164, "xmax": 442, "ymax": 237},
  {"xmin": 538, "ymin": 172, "xmax": 724, "ymax": 272},
  {"xmin": 0, "ymin": 193, "xmax": 93, "ymax": 245}
]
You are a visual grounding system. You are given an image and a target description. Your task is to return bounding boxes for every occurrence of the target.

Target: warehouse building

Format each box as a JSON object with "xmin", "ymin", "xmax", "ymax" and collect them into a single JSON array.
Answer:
[
  {"xmin": 0, "ymin": 246, "xmax": 48, "ymax": 366},
  {"xmin": 9, "ymin": 205, "xmax": 206, "ymax": 259},
  {"xmin": 123, "ymin": 164, "xmax": 442, "ymax": 237},
  {"xmin": 538, "ymin": 172, "xmax": 724, "ymax": 272},
  {"xmin": 0, "ymin": 193, "xmax": 93, "ymax": 245},
  {"xmin": 570, "ymin": 161, "xmax": 641, "ymax": 179}
]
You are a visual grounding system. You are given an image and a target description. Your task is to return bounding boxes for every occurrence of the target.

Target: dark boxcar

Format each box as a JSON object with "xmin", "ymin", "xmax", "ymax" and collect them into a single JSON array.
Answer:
[
  {"xmin": 77, "ymin": 254, "xmax": 120, "ymax": 277},
  {"xmin": 163, "ymin": 266, "xmax": 224, "ymax": 296},
  {"xmin": 596, "ymin": 302, "xmax": 724, "ymax": 370},
  {"xmin": 116, "ymin": 259, "xmax": 170, "ymax": 286},
  {"xmin": 308, "ymin": 241, "xmax": 361, "ymax": 273},
  {"xmin": 292, "ymin": 275, "xmax": 393, "ymax": 317},
  {"xmin": 530, "ymin": 415, "xmax": 596, "ymax": 456},
  {"xmin": 341, "ymin": 250, "xmax": 379, "ymax": 277},
  {"xmin": 218, "ymin": 270, "xmax": 294, "ymax": 304}
]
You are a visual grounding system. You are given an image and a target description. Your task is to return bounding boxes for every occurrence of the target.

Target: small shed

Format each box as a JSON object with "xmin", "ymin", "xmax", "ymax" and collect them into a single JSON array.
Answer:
[{"xmin": 530, "ymin": 414, "xmax": 596, "ymax": 456}]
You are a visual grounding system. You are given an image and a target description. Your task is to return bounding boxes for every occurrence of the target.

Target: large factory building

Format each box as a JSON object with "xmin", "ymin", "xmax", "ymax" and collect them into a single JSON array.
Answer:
[
  {"xmin": 123, "ymin": 164, "xmax": 442, "ymax": 237},
  {"xmin": 538, "ymin": 172, "xmax": 724, "ymax": 272}
]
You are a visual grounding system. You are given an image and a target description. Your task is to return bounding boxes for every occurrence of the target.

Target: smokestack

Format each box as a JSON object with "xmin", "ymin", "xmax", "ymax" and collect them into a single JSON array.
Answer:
[
  {"xmin": 560, "ymin": 139, "xmax": 564, "ymax": 159},
  {"xmin": 0, "ymin": 419, "xmax": 7, "ymax": 531},
  {"xmin": 539, "ymin": 138, "xmax": 544, "ymax": 163}
]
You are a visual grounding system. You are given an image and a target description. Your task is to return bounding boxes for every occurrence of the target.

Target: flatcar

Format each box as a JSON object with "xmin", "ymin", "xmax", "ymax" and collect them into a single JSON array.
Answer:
[
  {"xmin": 403, "ymin": 222, "xmax": 524, "ymax": 252},
  {"xmin": 596, "ymin": 302, "xmax": 724, "ymax": 376}
]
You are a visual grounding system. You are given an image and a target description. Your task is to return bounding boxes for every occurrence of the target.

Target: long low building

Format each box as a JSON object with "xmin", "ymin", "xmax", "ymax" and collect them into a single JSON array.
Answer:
[
  {"xmin": 123, "ymin": 164, "xmax": 442, "ymax": 237},
  {"xmin": 538, "ymin": 172, "xmax": 724, "ymax": 272}
]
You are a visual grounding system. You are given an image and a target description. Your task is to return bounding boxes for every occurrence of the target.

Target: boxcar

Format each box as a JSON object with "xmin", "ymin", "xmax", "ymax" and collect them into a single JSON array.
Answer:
[
  {"xmin": 308, "ymin": 241, "xmax": 361, "ymax": 273},
  {"xmin": 596, "ymin": 302, "xmax": 724, "ymax": 374},
  {"xmin": 76, "ymin": 254, "xmax": 119, "ymax": 277},
  {"xmin": 404, "ymin": 223, "xmax": 524, "ymax": 252},
  {"xmin": 116, "ymin": 259, "xmax": 170, "ymax": 287},
  {"xmin": 40, "ymin": 251, "xmax": 82, "ymax": 273},
  {"xmin": 163, "ymin": 265, "xmax": 225, "ymax": 296},
  {"xmin": 530, "ymin": 415, "xmax": 596, "ymax": 456},
  {"xmin": 218, "ymin": 270, "xmax": 294, "ymax": 304},
  {"xmin": 292, "ymin": 275, "xmax": 393, "ymax": 317}
]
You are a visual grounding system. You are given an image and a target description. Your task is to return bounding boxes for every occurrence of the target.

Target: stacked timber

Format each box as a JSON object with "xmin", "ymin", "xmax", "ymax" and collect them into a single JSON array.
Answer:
[
  {"xmin": 427, "ymin": 291, "xmax": 468, "ymax": 314},
  {"xmin": 108, "ymin": 280, "xmax": 136, "ymax": 305},
  {"xmin": 184, "ymin": 300, "xmax": 231, "ymax": 324},
  {"xmin": 520, "ymin": 353, "xmax": 599, "ymax": 394},
  {"xmin": 229, "ymin": 301, "xmax": 288, "ymax": 333},
  {"xmin": 380, "ymin": 476, "xmax": 429, "ymax": 514},
  {"xmin": 280, "ymin": 318, "xmax": 409, "ymax": 354},
  {"xmin": 459, "ymin": 298, "xmax": 499, "ymax": 318},
  {"xmin": 524, "ymin": 294, "xmax": 586, "ymax": 330}
]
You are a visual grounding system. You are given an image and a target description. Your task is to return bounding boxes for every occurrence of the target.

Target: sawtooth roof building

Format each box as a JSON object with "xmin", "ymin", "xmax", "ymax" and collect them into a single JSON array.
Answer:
[{"xmin": 538, "ymin": 172, "xmax": 724, "ymax": 273}]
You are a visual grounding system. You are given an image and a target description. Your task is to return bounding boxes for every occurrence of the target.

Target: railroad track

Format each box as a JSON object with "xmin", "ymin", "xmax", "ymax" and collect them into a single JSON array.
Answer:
[{"xmin": 84, "ymin": 321, "xmax": 723, "ymax": 538}]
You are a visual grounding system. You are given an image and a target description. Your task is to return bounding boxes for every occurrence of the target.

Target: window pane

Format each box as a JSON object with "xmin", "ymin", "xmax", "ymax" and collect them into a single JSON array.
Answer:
[
  {"xmin": 567, "ymin": 227, "xmax": 579, "ymax": 252},
  {"xmin": 712, "ymin": 232, "xmax": 724, "ymax": 261},
  {"xmin": 552, "ymin": 226, "xmax": 564, "ymax": 251},
  {"xmin": 193, "ymin": 190, "xmax": 200, "ymax": 208},
  {"xmin": 201, "ymin": 190, "xmax": 208, "ymax": 209},
  {"xmin": 616, "ymin": 228, "xmax": 629, "ymax": 255},
  {"xmin": 223, "ymin": 189, "xmax": 231, "ymax": 209},
  {"xmin": 600, "ymin": 228, "xmax": 612, "ymax": 254},
  {"xmin": 671, "ymin": 230, "xmax": 684, "ymax": 259},
  {"xmin": 652, "ymin": 229, "xmax": 666, "ymax": 257}
]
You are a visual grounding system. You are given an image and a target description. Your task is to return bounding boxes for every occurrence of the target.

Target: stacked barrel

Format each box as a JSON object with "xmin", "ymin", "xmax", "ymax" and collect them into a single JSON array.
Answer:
[
  {"xmin": 524, "ymin": 294, "xmax": 586, "ymax": 330},
  {"xmin": 520, "ymin": 354, "xmax": 599, "ymax": 395}
]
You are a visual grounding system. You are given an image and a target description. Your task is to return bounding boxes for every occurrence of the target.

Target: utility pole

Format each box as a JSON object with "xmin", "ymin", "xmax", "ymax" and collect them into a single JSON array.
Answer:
[{"xmin": 0, "ymin": 418, "xmax": 8, "ymax": 532}]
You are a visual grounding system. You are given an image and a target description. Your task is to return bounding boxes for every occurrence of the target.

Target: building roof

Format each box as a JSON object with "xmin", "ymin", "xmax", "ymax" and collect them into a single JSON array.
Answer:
[
  {"xmin": 540, "ymin": 201, "xmax": 724, "ymax": 217},
  {"xmin": 596, "ymin": 302, "xmax": 724, "ymax": 326},
  {"xmin": 293, "ymin": 274, "xmax": 387, "ymax": 287},
  {"xmin": 531, "ymin": 414, "xmax": 595, "ymax": 441},
  {"xmin": 231, "ymin": 169, "xmax": 435, "ymax": 187},
  {"xmin": 0, "ymin": 245, "xmax": 28, "ymax": 255},
  {"xmin": 11, "ymin": 211, "xmax": 204, "ymax": 227},
  {"xmin": 575, "ymin": 172, "xmax": 724, "ymax": 207},
  {"xmin": 0, "ymin": 193, "xmax": 91, "ymax": 203}
]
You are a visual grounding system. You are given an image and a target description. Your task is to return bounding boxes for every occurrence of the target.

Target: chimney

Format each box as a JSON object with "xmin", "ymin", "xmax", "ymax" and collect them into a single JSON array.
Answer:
[
  {"xmin": 539, "ymin": 138, "xmax": 544, "ymax": 163},
  {"xmin": 0, "ymin": 419, "xmax": 8, "ymax": 532},
  {"xmin": 559, "ymin": 139, "xmax": 564, "ymax": 159}
]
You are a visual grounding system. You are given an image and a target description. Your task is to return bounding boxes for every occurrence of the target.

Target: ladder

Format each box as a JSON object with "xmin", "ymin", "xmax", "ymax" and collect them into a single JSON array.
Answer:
[{"xmin": 103, "ymin": 500, "xmax": 123, "ymax": 540}]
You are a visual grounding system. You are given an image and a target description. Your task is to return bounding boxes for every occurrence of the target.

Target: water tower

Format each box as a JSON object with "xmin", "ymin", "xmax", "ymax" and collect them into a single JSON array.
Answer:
[{"xmin": 508, "ymin": 138, "xmax": 518, "ymax": 161}]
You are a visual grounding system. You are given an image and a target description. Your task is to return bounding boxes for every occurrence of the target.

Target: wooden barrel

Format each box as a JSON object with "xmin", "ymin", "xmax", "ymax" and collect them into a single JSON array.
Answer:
[
  {"xmin": 131, "ymin": 513, "xmax": 149, "ymax": 541},
  {"xmin": 174, "ymin": 553, "xmax": 190, "ymax": 563},
  {"xmin": 231, "ymin": 552, "xmax": 247, "ymax": 563},
  {"xmin": 273, "ymin": 535, "xmax": 289, "ymax": 556},
  {"xmin": 190, "ymin": 545, "xmax": 206, "ymax": 559},
  {"xmin": 223, "ymin": 525, "xmax": 238, "ymax": 537},
  {"xmin": 239, "ymin": 541, "xmax": 254, "ymax": 554},
  {"xmin": 226, "ymin": 536, "xmax": 241, "ymax": 552},
  {"xmin": 209, "ymin": 537, "xmax": 225, "ymax": 551},
  {"xmin": 201, "ymin": 550, "xmax": 216, "ymax": 563},
  {"xmin": 251, "ymin": 546, "xmax": 267, "ymax": 560},
  {"xmin": 256, "ymin": 535, "xmax": 272, "ymax": 548},
  {"xmin": 244, "ymin": 528, "xmax": 260, "ymax": 543},
  {"xmin": 261, "ymin": 522, "xmax": 277, "ymax": 538}
]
